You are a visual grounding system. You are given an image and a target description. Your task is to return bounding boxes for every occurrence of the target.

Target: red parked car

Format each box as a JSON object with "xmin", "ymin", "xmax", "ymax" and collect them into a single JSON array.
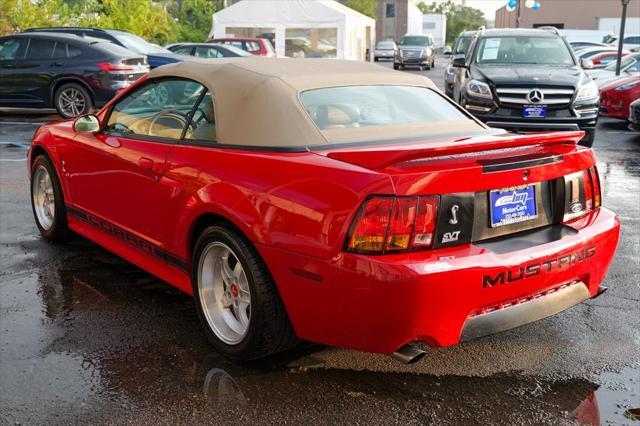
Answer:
[
  {"xmin": 599, "ymin": 76, "xmax": 640, "ymax": 119},
  {"xmin": 28, "ymin": 59, "xmax": 620, "ymax": 363},
  {"xmin": 207, "ymin": 37, "xmax": 275, "ymax": 57},
  {"xmin": 590, "ymin": 51, "xmax": 625, "ymax": 68}
]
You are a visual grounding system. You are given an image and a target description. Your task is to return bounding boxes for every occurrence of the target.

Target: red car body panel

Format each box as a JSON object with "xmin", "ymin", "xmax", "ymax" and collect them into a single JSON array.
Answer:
[
  {"xmin": 29, "ymin": 79, "xmax": 620, "ymax": 355},
  {"xmin": 599, "ymin": 76, "xmax": 640, "ymax": 119}
]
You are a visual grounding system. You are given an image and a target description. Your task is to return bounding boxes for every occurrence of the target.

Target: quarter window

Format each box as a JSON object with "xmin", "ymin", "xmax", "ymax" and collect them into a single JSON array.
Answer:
[
  {"xmin": 106, "ymin": 79, "xmax": 205, "ymax": 140},
  {"xmin": 67, "ymin": 45, "xmax": 82, "ymax": 58},
  {"xmin": 184, "ymin": 92, "xmax": 216, "ymax": 143}
]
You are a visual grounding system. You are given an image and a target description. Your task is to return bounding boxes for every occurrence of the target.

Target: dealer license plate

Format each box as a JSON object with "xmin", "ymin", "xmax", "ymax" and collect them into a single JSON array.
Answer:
[
  {"xmin": 489, "ymin": 185, "xmax": 538, "ymax": 228},
  {"xmin": 523, "ymin": 105, "xmax": 547, "ymax": 118}
]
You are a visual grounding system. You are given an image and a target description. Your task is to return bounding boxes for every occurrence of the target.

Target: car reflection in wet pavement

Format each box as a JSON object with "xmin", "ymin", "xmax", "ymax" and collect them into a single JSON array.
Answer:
[{"xmin": 1, "ymin": 111, "xmax": 639, "ymax": 424}]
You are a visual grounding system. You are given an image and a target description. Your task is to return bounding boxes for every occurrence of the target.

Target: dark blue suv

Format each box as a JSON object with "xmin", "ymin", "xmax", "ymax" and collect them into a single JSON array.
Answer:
[{"xmin": 23, "ymin": 28, "xmax": 184, "ymax": 69}]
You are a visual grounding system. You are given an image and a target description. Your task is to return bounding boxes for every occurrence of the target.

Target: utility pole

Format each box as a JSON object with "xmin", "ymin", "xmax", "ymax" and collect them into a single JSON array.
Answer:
[{"xmin": 615, "ymin": 0, "xmax": 629, "ymax": 76}]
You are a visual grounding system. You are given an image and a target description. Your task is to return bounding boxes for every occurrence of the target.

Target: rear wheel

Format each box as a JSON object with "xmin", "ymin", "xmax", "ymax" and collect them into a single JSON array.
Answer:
[
  {"xmin": 54, "ymin": 83, "xmax": 92, "ymax": 118},
  {"xmin": 579, "ymin": 129, "xmax": 596, "ymax": 148},
  {"xmin": 30, "ymin": 155, "xmax": 71, "ymax": 241},
  {"xmin": 192, "ymin": 225, "xmax": 298, "ymax": 360},
  {"xmin": 393, "ymin": 63, "xmax": 399, "ymax": 70}
]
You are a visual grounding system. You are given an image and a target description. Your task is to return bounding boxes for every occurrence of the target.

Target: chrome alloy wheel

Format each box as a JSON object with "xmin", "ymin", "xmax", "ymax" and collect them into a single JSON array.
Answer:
[
  {"xmin": 32, "ymin": 165, "xmax": 55, "ymax": 230},
  {"xmin": 58, "ymin": 87, "xmax": 86, "ymax": 117},
  {"xmin": 198, "ymin": 242, "xmax": 252, "ymax": 345}
]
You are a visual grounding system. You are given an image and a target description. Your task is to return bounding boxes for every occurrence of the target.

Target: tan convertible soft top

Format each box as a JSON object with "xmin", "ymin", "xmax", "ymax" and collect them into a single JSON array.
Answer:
[{"xmin": 149, "ymin": 58, "xmax": 484, "ymax": 147}]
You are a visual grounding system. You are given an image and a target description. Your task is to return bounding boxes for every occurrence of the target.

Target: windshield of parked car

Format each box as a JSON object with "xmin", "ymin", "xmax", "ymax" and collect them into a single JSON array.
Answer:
[
  {"xmin": 300, "ymin": 85, "xmax": 470, "ymax": 133},
  {"xmin": 604, "ymin": 55, "xmax": 636, "ymax": 71},
  {"xmin": 454, "ymin": 35, "xmax": 472, "ymax": 54},
  {"xmin": 475, "ymin": 35, "xmax": 575, "ymax": 65},
  {"xmin": 112, "ymin": 32, "xmax": 169, "ymax": 55},
  {"xmin": 376, "ymin": 41, "xmax": 396, "ymax": 49},
  {"xmin": 399, "ymin": 37, "xmax": 429, "ymax": 47}
]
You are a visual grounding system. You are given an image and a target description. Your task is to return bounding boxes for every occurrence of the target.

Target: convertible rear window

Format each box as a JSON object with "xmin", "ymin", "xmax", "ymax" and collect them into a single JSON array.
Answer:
[{"xmin": 300, "ymin": 85, "xmax": 470, "ymax": 131}]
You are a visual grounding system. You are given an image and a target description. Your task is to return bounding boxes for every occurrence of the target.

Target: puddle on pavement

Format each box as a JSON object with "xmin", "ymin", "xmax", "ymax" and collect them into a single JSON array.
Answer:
[{"xmin": 1, "ymin": 242, "xmax": 638, "ymax": 424}]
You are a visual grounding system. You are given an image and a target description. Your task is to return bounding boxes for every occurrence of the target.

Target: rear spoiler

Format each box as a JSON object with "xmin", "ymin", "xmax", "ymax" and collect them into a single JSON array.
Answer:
[{"xmin": 322, "ymin": 131, "xmax": 585, "ymax": 170}]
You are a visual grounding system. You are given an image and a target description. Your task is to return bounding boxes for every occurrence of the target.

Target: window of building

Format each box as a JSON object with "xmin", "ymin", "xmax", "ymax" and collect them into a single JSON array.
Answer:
[
  {"xmin": 386, "ymin": 3, "xmax": 395, "ymax": 18},
  {"xmin": 285, "ymin": 28, "xmax": 337, "ymax": 58}
]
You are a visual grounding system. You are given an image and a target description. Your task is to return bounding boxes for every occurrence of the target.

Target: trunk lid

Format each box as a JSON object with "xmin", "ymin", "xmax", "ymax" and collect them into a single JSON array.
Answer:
[{"xmin": 319, "ymin": 130, "xmax": 595, "ymax": 249}]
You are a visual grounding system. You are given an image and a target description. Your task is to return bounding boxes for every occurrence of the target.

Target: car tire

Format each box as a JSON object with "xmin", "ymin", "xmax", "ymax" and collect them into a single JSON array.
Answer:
[
  {"xmin": 192, "ymin": 225, "xmax": 298, "ymax": 360},
  {"xmin": 374, "ymin": 57, "xmax": 379, "ymax": 62},
  {"xmin": 54, "ymin": 83, "xmax": 93, "ymax": 119},
  {"xmin": 579, "ymin": 129, "xmax": 596, "ymax": 148},
  {"xmin": 393, "ymin": 63, "xmax": 399, "ymax": 70},
  {"xmin": 30, "ymin": 154, "xmax": 71, "ymax": 242}
]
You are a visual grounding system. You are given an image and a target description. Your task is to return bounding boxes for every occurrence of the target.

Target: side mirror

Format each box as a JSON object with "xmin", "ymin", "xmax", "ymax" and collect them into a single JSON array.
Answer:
[
  {"xmin": 452, "ymin": 55, "xmax": 467, "ymax": 68},
  {"xmin": 443, "ymin": 46, "xmax": 452, "ymax": 55},
  {"xmin": 73, "ymin": 114, "xmax": 100, "ymax": 133},
  {"xmin": 580, "ymin": 58, "xmax": 594, "ymax": 69}
]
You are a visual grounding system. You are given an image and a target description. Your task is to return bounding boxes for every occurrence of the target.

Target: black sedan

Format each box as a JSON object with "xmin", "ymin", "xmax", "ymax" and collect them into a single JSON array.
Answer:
[
  {"xmin": 166, "ymin": 43, "xmax": 251, "ymax": 58},
  {"xmin": 0, "ymin": 32, "xmax": 148, "ymax": 118}
]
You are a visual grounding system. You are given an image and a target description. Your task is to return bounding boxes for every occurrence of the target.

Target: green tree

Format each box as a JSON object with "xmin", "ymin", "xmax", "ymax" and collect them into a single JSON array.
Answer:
[
  {"xmin": 345, "ymin": 0, "xmax": 377, "ymax": 19},
  {"xmin": 417, "ymin": 0, "xmax": 485, "ymax": 45},
  {"xmin": 0, "ymin": 0, "xmax": 180, "ymax": 45},
  {"xmin": 1, "ymin": 0, "xmax": 70, "ymax": 34},
  {"xmin": 168, "ymin": 0, "xmax": 218, "ymax": 42}
]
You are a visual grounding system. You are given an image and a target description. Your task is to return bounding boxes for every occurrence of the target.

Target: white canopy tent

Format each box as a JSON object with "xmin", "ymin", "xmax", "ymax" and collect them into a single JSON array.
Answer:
[{"xmin": 210, "ymin": 0, "xmax": 376, "ymax": 61}]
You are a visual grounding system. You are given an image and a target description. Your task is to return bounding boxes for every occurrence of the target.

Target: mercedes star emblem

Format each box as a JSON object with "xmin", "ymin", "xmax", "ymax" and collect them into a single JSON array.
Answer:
[{"xmin": 527, "ymin": 89, "xmax": 544, "ymax": 104}]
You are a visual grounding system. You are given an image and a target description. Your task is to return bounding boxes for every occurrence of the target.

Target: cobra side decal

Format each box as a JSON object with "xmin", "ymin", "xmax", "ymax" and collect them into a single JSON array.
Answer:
[{"xmin": 66, "ymin": 205, "xmax": 188, "ymax": 272}]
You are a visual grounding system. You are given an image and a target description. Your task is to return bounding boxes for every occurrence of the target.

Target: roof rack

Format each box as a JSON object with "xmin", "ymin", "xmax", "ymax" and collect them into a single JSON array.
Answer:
[{"xmin": 537, "ymin": 26, "xmax": 561, "ymax": 35}]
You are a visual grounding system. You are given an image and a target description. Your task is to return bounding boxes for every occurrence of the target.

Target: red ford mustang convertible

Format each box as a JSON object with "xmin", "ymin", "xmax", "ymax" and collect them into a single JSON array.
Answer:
[{"xmin": 29, "ymin": 58, "xmax": 620, "ymax": 363}]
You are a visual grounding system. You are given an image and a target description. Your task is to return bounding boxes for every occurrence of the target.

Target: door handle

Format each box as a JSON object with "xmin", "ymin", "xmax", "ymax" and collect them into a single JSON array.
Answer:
[
  {"xmin": 138, "ymin": 157, "xmax": 154, "ymax": 170},
  {"xmin": 51, "ymin": 62, "xmax": 64, "ymax": 67}
]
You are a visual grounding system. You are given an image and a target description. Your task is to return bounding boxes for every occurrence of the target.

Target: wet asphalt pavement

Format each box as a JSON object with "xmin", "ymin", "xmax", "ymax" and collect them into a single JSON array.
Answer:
[{"xmin": 1, "ymin": 60, "xmax": 639, "ymax": 424}]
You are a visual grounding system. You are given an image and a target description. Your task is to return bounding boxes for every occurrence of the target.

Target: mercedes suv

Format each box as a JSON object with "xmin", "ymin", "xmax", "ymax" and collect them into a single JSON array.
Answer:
[{"xmin": 450, "ymin": 28, "xmax": 599, "ymax": 146}]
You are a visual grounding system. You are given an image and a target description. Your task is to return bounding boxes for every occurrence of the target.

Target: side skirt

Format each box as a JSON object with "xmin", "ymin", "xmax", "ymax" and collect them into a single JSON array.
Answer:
[{"xmin": 66, "ymin": 205, "xmax": 193, "ymax": 295}]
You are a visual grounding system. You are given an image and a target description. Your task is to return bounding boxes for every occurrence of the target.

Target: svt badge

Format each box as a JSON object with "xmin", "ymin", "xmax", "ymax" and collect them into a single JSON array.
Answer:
[{"xmin": 442, "ymin": 231, "xmax": 461, "ymax": 244}]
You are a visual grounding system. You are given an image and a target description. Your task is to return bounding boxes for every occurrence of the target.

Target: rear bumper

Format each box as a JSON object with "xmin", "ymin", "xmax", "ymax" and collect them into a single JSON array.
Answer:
[{"xmin": 258, "ymin": 208, "xmax": 620, "ymax": 354}]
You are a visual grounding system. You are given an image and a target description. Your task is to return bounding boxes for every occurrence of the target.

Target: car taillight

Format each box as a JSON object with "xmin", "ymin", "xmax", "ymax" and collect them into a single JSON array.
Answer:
[
  {"xmin": 346, "ymin": 196, "xmax": 439, "ymax": 254},
  {"xmin": 589, "ymin": 167, "xmax": 601, "ymax": 208},
  {"xmin": 413, "ymin": 196, "xmax": 438, "ymax": 248},
  {"xmin": 385, "ymin": 197, "xmax": 417, "ymax": 251},
  {"xmin": 563, "ymin": 166, "xmax": 601, "ymax": 222},
  {"xmin": 98, "ymin": 62, "xmax": 134, "ymax": 72}
]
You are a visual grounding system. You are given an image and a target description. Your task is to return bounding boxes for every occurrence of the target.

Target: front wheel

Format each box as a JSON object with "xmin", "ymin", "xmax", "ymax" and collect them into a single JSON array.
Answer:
[
  {"xmin": 192, "ymin": 225, "xmax": 298, "ymax": 360},
  {"xmin": 30, "ymin": 155, "xmax": 71, "ymax": 241},
  {"xmin": 579, "ymin": 129, "xmax": 596, "ymax": 148}
]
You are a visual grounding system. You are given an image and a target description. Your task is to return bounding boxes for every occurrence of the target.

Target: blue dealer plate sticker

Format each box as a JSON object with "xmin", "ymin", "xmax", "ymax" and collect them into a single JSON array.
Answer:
[
  {"xmin": 523, "ymin": 105, "xmax": 547, "ymax": 118},
  {"xmin": 490, "ymin": 186, "xmax": 538, "ymax": 227}
]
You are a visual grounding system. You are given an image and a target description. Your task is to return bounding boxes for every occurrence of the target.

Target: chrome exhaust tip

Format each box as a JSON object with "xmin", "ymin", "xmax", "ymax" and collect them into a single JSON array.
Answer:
[{"xmin": 391, "ymin": 343, "xmax": 426, "ymax": 365}]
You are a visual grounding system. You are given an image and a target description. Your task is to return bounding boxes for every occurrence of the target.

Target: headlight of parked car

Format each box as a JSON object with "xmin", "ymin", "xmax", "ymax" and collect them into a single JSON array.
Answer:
[
  {"xmin": 422, "ymin": 48, "xmax": 431, "ymax": 57},
  {"xmin": 576, "ymin": 80, "xmax": 599, "ymax": 101},
  {"xmin": 446, "ymin": 65, "xmax": 455, "ymax": 76},
  {"xmin": 466, "ymin": 79, "xmax": 493, "ymax": 99}
]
